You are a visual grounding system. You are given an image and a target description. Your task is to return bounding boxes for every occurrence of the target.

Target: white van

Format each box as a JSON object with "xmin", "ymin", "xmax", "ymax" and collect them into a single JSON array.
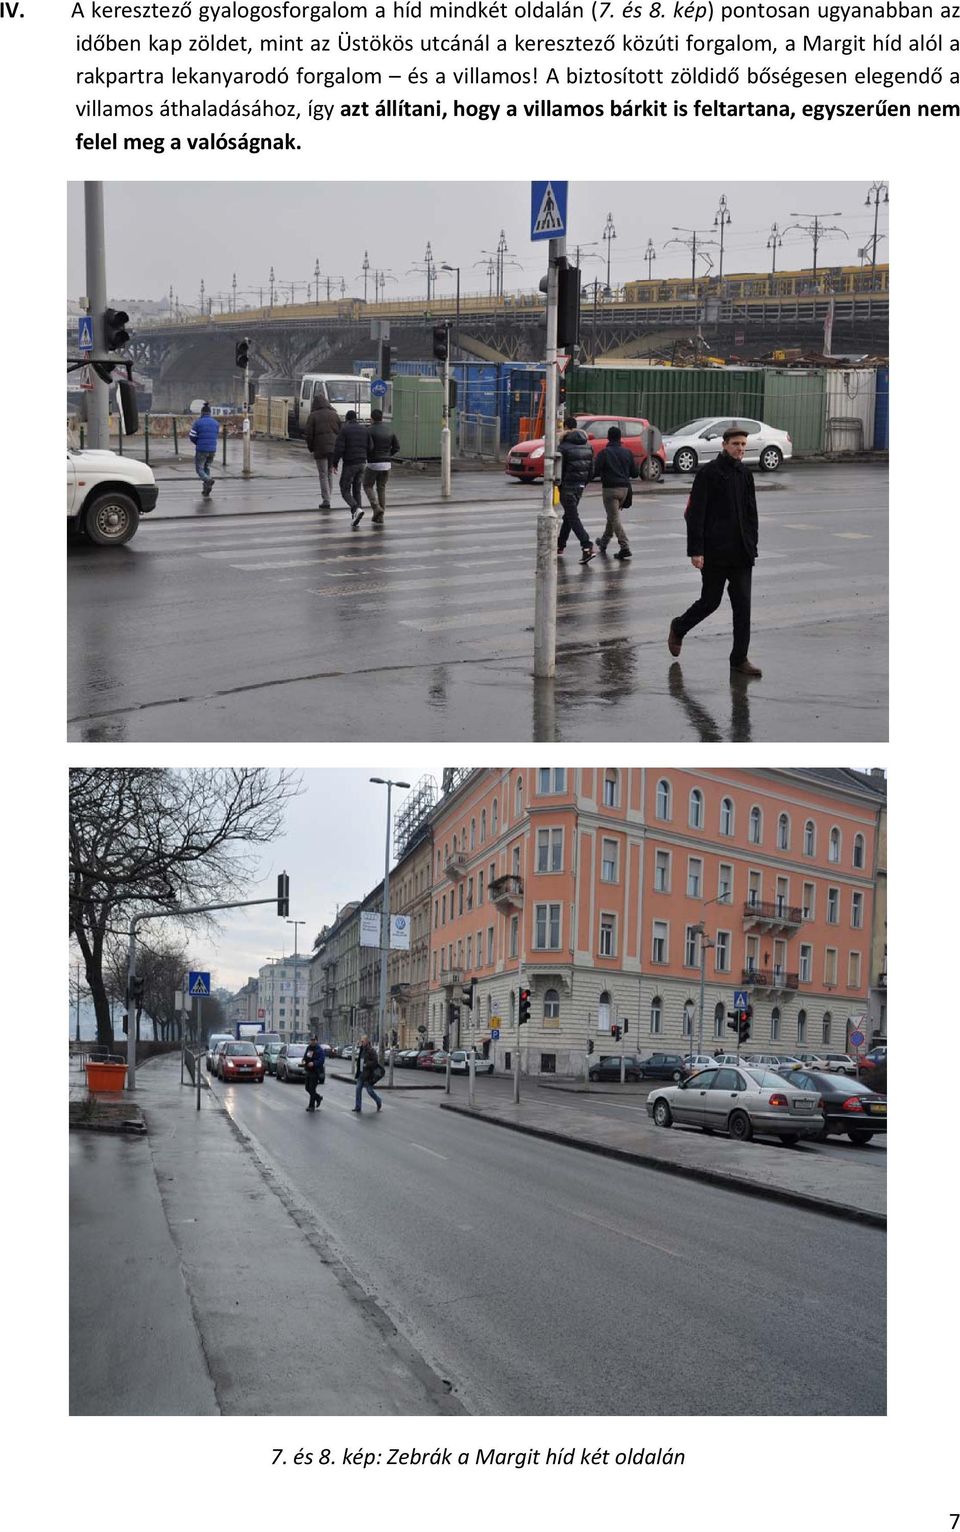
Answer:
[{"xmin": 296, "ymin": 373, "xmax": 371, "ymax": 433}]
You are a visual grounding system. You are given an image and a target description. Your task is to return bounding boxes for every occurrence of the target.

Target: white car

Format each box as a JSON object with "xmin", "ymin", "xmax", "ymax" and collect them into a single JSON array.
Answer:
[
  {"xmin": 661, "ymin": 416, "xmax": 792, "ymax": 474},
  {"xmin": 646, "ymin": 1063, "xmax": 823, "ymax": 1145},
  {"xmin": 67, "ymin": 448, "xmax": 159, "ymax": 544},
  {"xmin": 449, "ymin": 1049, "xmax": 494, "ymax": 1075}
]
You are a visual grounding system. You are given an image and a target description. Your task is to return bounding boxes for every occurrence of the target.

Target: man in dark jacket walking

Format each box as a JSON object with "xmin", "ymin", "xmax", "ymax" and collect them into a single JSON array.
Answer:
[
  {"xmin": 189, "ymin": 403, "xmax": 219, "ymax": 497},
  {"xmin": 591, "ymin": 425, "xmax": 638, "ymax": 559},
  {"xmin": 353, "ymin": 1035, "xmax": 383, "ymax": 1113},
  {"xmin": 555, "ymin": 415, "xmax": 595, "ymax": 563},
  {"xmin": 302, "ymin": 1034, "xmax": 326, "ymax": 1111},
  {"xmin": 363, "ymin": 409, "xmax": 400, "ymax": 524},
  {"xmin": 303, "ymin": 396, "xmax": 341, "ymax": 509},
  {"xmin": 667, "ymin": 426, "xmax": 762, "ymax": 676},
  {"xmin": 332, "ymin": 410, "xmax": 374, "ymax": 527}
]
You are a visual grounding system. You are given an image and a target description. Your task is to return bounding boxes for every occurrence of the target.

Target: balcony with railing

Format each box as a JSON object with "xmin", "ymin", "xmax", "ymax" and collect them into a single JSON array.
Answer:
[
  {"xmin": 439, "ymin": 969, "xmax": 463, "ymax": 990},
  {"xmin": 445, "ymin": 851, "xmax": 468, "ymax": 879},
  {"xmin": 741, "ymin": 966, "xmax": 800, "ymax": 992},
  {"xmin": 489, "ymin": 873, "xmax": 524, "ymax": 909},
  {"xmin": 742, "ymin": 898, "xmax": 805, "ymax": 932}
]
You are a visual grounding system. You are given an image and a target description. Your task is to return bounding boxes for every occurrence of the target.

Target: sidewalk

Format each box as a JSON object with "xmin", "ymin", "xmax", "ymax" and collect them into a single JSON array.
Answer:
[
  {"xmin": 440, "ymin": 1084, "xmax": 885, "ymax": 1228},
  {"xmin": 69, "ymin": 1053, "xmax": 464, "ymax": 1415}
]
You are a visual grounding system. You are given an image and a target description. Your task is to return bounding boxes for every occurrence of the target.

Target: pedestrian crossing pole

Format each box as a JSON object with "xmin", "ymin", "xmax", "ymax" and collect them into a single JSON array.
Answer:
[
  {"xmin": 242, "ymin": 341, "xmax": 251, "ymax": 477},
  {"xmin": 534, "ymin": 236, "xmax": 564, "ymax": 678},
  {"xmin": 441, "ymin": 332, "xmax": 452, "ymax": 499}
]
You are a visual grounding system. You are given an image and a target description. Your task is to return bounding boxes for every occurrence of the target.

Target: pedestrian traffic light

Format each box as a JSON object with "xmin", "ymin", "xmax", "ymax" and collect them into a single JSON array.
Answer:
[
  {"xmin": 277, "ymin": 871, "xmax": 290, "ymax": 917},
  {"xmin": 391, "ymin": 1030, "xmax": 398, "ymax": 1047},
  {"xmin": 128, "ymin": 974, "xmax": 145, "ymax": 1002},
  {"xmin": 448, "ymin": 1003, "xmax": 460, "ymax": 1028},
  {"xmin": 432, "ymin": 324, "xmax": 449, "ymax": 361},
  {"xmin": 738, "ymin": 1007, "xmax": 752, "ymax": 1044},
  {"xmin": 587, "ymin": 1039, "xmax": 594, "ymax": 1054},
  {"xmin": 726, "ymin": 1010, "xmax": 739, "ymax": 1033},
  {"xmin": 235, "ymin": 338, "xmax": 249, "ymax": 369},
  {"xmin": 378, "ymin": 339, "xmax": 392, "ymax": 381},
  {"xmin": 104, "ymin": 307, "xmax": 130, "ymax": 351},
  {"xmin": 461, "ymin": 980, "xmax": 475, "ymax": 1010},
  {"xmin": 611, "ymin": 1023, "xmax": 620, "ymax": 1042},
  {"xmin": 556, "ymin": 259, "xmax": 581, "ymax": 350},
  {"xmin": 518, "ymin": 987, "xmax": 531, "ymax": 1026}
]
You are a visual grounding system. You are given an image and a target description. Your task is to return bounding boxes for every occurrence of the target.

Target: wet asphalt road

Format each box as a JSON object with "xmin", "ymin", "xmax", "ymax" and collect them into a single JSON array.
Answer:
[
  {"xmin": 214, "ymin": 1070, "xmax": 886, "ymax": 1416},
  {"xmin": 67, "ymin": 463, "xmax": 887, "ymax": 743}
]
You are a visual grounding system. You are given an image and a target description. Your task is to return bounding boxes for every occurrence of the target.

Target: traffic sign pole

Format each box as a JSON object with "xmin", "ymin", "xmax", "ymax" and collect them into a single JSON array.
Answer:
[{"xmin": 534, "ymin": 235, "xmax": 563, "ymax": 679}]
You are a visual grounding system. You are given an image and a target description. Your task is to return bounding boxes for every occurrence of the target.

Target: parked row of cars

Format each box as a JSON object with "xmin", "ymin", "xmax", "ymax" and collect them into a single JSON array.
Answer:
[
  {"xmin": 506, "ymin": 414, "xmax": 793, "ymax": 485},
  {"xmin": 392, "ymin": 1047, "xmax": 495, "ymax": 1075},
  {"xmin": 646, "ymin": 1061, "xmax": 886, "ymax": 1148}
]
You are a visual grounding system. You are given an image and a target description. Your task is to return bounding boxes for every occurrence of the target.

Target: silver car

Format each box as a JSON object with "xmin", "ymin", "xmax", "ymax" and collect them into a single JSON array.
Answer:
[
  {"xmin": 646, "ymin": 1063, "xmax": 823, "ymax": 1145},
  {"xmin": 661, "ymin": 416, "xmax": 792, "ymax": 474}
]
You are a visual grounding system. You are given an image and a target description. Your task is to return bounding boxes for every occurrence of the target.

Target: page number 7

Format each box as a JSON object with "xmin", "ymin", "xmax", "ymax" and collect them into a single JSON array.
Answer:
[{"xmin": 950, "ymin": 1516, "xmax": 958, "ymax": 1528}]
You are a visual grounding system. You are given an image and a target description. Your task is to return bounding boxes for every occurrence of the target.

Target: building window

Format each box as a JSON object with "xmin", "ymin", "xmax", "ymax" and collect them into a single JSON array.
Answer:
[
  {"xmin": 458, "ymin": 883, "xmax": 464, "ymax": 916},
  {"xmin": 718, "ymin": 863, "xmax": 733, "ymax": 903},
  {"xmin": 849, "ymin": 890, "xmax": 863, "ymax": 930},
  {"xmin": 803, "ymin": 820, "xmax": 816, "ymax": 856},
  {"xmin": 470, "ymin": 818, "xmax": 476, "ymax": 851},
  {"xmin": 540, "ymin": 1053, "xmax": 557, "ymax": 1074},
  {"xmin": 799, "ymin": 944, "xmax": 812, "ymax": 983},
  {"xmin": 601, "ymin": 838, "xmax": 620, "ymax": 883},
  {"xmin": 848, "ymin": 951, "xmax": 862, "ymax": 988},
  {"xmin": 651, "ymin": 920, "xmax": 668, "ymax": 964},
  {"xmin": 515, "ymin": 776, "xmax": 523, "ymax": 818},
  {"xmin": 478, "ymin": 871, "xmax": 484, "ymax": 905},
  {"xmin": 827, "ymin": 887, "xmax": 839, "ymax": 924},
  {"xmin": 655, "ymin": 778, "xmax": 671, "ymax": 821},
  {"xmin": 509, "ymin": 915, "xmax": 519, "ymax": 958},
  {"xmin": 441, "ymin": 893, "xmax": 447, "ymax": 924},
  {"xmin": 745, "ymin": 936, "xmax": 760, "ymax": 974},
  {"xmin": 650, "ymin": 996, "xmax": 663, "ymax": 1035},
  {"xmin": 537, "ymin": 827, "xmax": 563, "ymax": 874},
  {"xmin": 828, "ymin": 827, "xmax": 841, "ymax": 863},
  {"xmin": 544, "ymin": 987, "xmax": 560, "ymax": 1021},
  {"xmin": 603, "ymin": 769, "xmax": 619, "ymax": 808},
  {"xmin": 802, "ymin": 882, "xmax": 815, "ymax": 920},
  {"xmin": 719, "ymin": 797, "xmax": 734, "ymax": 836},
  {"xmin": 822, "ymin": 1012, "xmax": 832, "ymax": 1046},
  {"xmin": 466, "ymin": 935, "xmax": 473, "ymax": 969},
  {"xmin": 797, "ymin": 1009, "xmax": 807, "ymax": 1044},
  {"xmin": 598, "ymin": 991, "xmax": 612, "ymax": 1031},
  {"xmin": 684, "ymin": 925, "xmax": 699, "ymax": 967},
  {"xmin": 654, "ymin": 848, "xmax": 670, "ymax": 892},
  {"xmin": 749, "ymin": 806, "xmax": 763, "ymax": 844},
  {"xmin": 775, "ymin": 876, "xmax": 789, "ymax": 916},
  {"xmin": 770, "ymin": 1006, "xmax": 781, "ymax": 1041},
  {"xmin": 487, "ymin": 926, "xmax": 494, "ymax": 964},
  {"xmin": 480, "ymin": 809, "xmax": 486, "ymax": 844},
  {"xmin": 534, "ymin": 903, "xmax": 562, "ymax": 950},
  {"xmin": 537, "ymin": 767, "xmax": 565, "ymax": 794},
  {"xmin": 600, "ymin": 914, "xmax": 617, "ymax": 957},
  {"xmin": 777, "ymin": 813, "xmax": 790, "ymax": 851},
  {"xmin": 687, "ymin": 857, "xmax": 703, "ymax": 898},
  {"xmin": 710, "ymin": 1001, "xmax": 722, "ymax": 1039},
  {"xmin": 715, "ymin": 931, "xmax": 731, "ymax": 972},
  {"xmin": 748, "ymin": 870, "xmax": 761, "ymax": 908},
  {"xmin": 683, "ymin": 1000, "xmax": 694, "ymax": 1037},
  {"xmin": 853, "ymin": 833, "xmax": 865, "ymax": 869},
  {"xmin": 492, "ymin": 799, "xmax": 499, "ymax": 834},
  {"xmin": 467, "ymin": 877, "xmax": 474, "ymax": 911},
  {"xmin": 512, "ymin": 844, "xmax": 522, "ymax": 876},
  {"xmin": 824, "ymin": 947, "xmax": 838, "ymax": 986},
  {"xmin": 689, "ymin": 788, "xmax": 704, "ymax": 829}
]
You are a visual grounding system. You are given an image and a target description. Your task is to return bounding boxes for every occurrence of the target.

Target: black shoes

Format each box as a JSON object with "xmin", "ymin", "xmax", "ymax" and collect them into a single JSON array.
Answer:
[
  {"xmin": 667, "ymin": 623, "xmax": 683, "ymax": 657},
  {"xmin": 614, "ymin": 548, "xmax": 632, "ymax": 560},
  {"xmin": 581, "ymin": 545, "xmax": 596, "ymax": 563}
]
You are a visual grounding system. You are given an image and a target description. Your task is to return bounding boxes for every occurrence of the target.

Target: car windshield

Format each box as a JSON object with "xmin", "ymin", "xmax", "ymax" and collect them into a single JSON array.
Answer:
[
  {"xmin": 286, "ymin": 1045, "xmax": 306, "ymax": 1057},
  {"xmin": 226, "ymin": 1042, "xmax": 257, "ymax": 1056},
  {"xmin": 324, "ymin": 381, "xmax": 359, "ymax": 402},
  {"xmin": 670, "ymin": 417, "xmax": 715, "ymax": 435}
]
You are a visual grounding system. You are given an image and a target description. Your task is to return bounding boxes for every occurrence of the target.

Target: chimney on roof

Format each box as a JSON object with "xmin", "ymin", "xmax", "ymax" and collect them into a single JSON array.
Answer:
[{"xmin": 870, "ymin": 768, "xmax": 885, "ymax": 778}]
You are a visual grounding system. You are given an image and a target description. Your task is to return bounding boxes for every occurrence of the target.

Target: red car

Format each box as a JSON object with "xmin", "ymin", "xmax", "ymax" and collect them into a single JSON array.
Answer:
[
  {"xmin": 506, "ymin": 414, "xmax": 666, "ymax": 484},
  {"xmin": 415, "ymin": 1050, "xmax": 438, "ymax": 1070},
  {"xmin": 217, "ymin": 1041, "xmax": 264, "ymax": 1082}
]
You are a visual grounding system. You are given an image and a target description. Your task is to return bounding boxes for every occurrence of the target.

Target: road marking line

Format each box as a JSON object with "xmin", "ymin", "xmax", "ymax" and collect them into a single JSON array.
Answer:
[
  {"xmin": 409, "ymin": 1142, "xmax": 448, "ymax": 1160},
  {"xmin": 558, "ymin": 1203, "xmax": 683, "ymax": 1258}
]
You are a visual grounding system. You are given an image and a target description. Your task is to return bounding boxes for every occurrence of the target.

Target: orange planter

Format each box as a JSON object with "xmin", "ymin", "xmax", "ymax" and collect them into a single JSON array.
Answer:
[{"xmin": 85, "ymin": 1061, "xmax": 128, "ymax": 1093}]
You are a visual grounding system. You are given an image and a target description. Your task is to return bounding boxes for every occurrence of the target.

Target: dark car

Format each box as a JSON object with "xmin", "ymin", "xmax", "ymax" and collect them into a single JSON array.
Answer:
[
  {"xmin": 216, "ymin": 1040, "xmax": 264, "ymax": 1083},
  {"xmin": 776, "ymin": 1067, "xmax": 886, "ymax": 1145},
  {"xmin": 636, "ymin": 1052, "xmax": 691, "ymax": 1082},
  {"xmin": 589, "ymin": 1053, "xmax": 643, "ymax": 1083}
]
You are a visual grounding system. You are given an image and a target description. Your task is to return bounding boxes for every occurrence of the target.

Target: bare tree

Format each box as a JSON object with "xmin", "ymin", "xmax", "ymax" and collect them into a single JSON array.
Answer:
[
  {"xmin": 105, "ymin": 932, "xmax": 191, "ymax": 1043},
  {"xmin": 70, "ymin": 768, "xmax": 300, "ymax": 1047}
]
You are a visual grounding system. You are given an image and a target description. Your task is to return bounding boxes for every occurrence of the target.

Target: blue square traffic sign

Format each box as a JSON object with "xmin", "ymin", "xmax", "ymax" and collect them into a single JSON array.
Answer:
[
  {"xmin": 733, "ymin": 990, "xmax": 749, "ymax": 1010},
  {"xmin": 188, "ymin": 971, "xmax": 211, "ymax": 997},
  {"xmin": 530, "ymin": 181, "xmax": 567, "ymax": 241},
  {"xmin": 78, "ymin": 315, "xmax": 94, "ymax": 351}
]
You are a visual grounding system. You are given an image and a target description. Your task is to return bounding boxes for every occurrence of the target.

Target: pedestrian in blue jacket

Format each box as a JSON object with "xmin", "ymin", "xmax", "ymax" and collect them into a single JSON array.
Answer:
[{"xmin": 189, "ymin": 403, "xmax": 219, "ymax": 497}]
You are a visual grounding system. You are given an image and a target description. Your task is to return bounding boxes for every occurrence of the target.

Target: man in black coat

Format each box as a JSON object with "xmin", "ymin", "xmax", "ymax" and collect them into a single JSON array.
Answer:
[
  {"xmin": 302, "ymin": 1033, "xmax": 325, "ymax": 1111},
  {"xmin": 304, "ymin": 397, "xmax": 341, "ymax": 509},
  {"xmin": 555, "ymin": 415, "xmax": 595, "ymax": 563},
  {"xmin": 332, "ymin": 410, "xmax": 374, "ymax": 527},
  {"xmin": 591, "ymin": 425, "xmax": 638, "ymax": 560},
  {"xmin": 353, "ymin": 1035, "xmax": 383, "ymax": 1113},
  {"xmin": 667, "ymin": 426, "xmax": 762, "ymax": 676}
]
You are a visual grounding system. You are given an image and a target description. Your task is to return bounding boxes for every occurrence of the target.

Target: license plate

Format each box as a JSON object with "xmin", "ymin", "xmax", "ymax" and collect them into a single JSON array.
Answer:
[
  {"xmin": 509, "ymin": 457, "xmax": 522, "ymax": 467},
  {"xmin": 868, "ymin": 1103, "xmax": 887, "ymax": 1115},
  {"xmin": 792, "ymin": 1100, "xmax": 814, "ymax": 1112}
]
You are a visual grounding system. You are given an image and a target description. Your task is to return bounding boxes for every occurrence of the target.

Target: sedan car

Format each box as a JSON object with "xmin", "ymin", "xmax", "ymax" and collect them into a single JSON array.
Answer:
[
  {"xmin": 506, "ymin": 415, "xmax": 666, "ymax": 484},
  {"xmin": 416, "ymin": 1050, "xmax": 438, "ymax": 1070},
  {"xmin": 276, "ymin": 1043, "xmax": 308, "ymax": 1082},
  {"xmin": 449, "ymin": 1049, "xmax": 494, "ymax": 1075},
  {"xmin": 432, "ymin": 1051, "xmax": 452, "ymax": 1071},
  {"xmin": 589, "ymin": 1053, "xmax": 643, "ymax": 1082},
  {"xmin": 661, "ymin": 416, "xmax": 792, "ymax": 474},
  {"xmin": 773, "ymin": 1068, "xmax": 886, "ymax": 1145},
  {"xmin": 635, "ymin": 1052, "xmax": 691, "ymax": 1082},
  {"xmin": 816, "ymin": 1053, "xmax": 858, "ymax": 1075},
  {"xmin": 216, "ymin": 1040, "xmax": 265, "ymax": 1083},
  {"xmin": 646, "ymin": 1064, "xmax": 823, "ymax": 1144},
  {"xmin": 682, "ymin": 1053, "xmax": 722, "ymax": 1075}
]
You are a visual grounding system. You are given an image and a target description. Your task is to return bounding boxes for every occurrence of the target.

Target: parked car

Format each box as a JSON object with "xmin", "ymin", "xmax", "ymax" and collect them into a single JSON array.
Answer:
[
  {"xmin": 212, "ymin": 1039, "xmax": 232, "ymax": 1077},
  {"xmin": 416, "ymin": 1050, "xmax": 438, "ymax": 1070},
  {"xmin": 216, "ymin": 1040, "xmax": 264, "ymax": 1083},
  {"xmin": 660, "ymin": 416, "xmax": 792, "ymax": 474},
  {"xmin": 646, "ymin": 1063, "xmax": 822, "ymax": 1145},
  {"xmin": 773, "ymin": 1068, "xmax": 886, "ymax": 1145},
  {"xmin": 276, "ymin": 1043, "xmax": 308, "ymax": 1082},
  {"xmin": 683, "ymin": 1053, "xmax": 724, "ymax": 1075},
  {"xmin": 506, "ymin": 414, "xmax": 666, "ymax": 484},
  {"xmin": 589, "ymin": 1053, "xmax": 643, "ymax": 1083},
  {"xmin": 432, "ymin": 1051, "xmax": 452, "ymax": 1071},
  {"xmin": 67, "ymin": 448, "xmax": 159, "ymax": 545},
  {"xmin": 635, "ymin": 1052, "xmax": 691, "ymax": 1082},
  {"xmin": 858, "ymin": 1047, "xmax": 887, "ymax": 1072},
  {"xmin": 449, "ymin": 1049, "xmax": 494, "ymax": 1075},
  {"xmin": 206, "ymin": 1033, "xmax": 234, "ymax": 1072},
  {"xmin": 817, "ymin": 1053, "xmax": 858, "ymax": 1075},
  {"xmin": 262, "ymin": 1040, "xmax": 284, "ymax": 1076},
  {"xmin": 749, "ymin": 1053, "xmax": 803, "ymax": 1070}
]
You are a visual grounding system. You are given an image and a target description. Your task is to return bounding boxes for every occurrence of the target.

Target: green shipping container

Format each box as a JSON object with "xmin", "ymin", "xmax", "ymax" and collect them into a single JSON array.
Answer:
[
  {"xmin": 391, "ymin": 375, "xmax": 456, "ymax": 459},
  {"xmin": 761, "ymin": 369, "xmax": 825, "ymax": 454},
  {"xmin": 565, "ymin": 367, "xmax": 766, "ymax": 434}
]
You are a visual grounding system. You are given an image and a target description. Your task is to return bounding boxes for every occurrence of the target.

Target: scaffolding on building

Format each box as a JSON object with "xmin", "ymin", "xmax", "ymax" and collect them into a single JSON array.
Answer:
[{"xmin": 393, "ymin": 773, "xmax": 438, "ymax": 858}]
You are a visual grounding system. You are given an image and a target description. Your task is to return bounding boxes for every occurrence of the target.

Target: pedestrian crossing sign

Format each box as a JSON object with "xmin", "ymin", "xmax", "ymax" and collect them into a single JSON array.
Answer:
[
  {"xmin": 188, "ymin": 971, "xmax": 211, "ymax": 997},
  {"xmin": 531, "ymin": 180, "xmax": 568, "ymax": 241}
]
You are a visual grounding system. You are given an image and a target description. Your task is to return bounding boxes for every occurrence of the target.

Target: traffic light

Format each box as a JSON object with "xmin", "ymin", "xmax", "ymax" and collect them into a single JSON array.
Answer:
[
  {"xmin": 461, "ymin": 980, "xmax": 475, "ymax": 1010},
  {"xmin": 121, "ymin": 1012, "xmax": 129, "ymax": 1034},
  {"xmin": 448, "ymin": 1003, "xmax": 460, "ymax": 1028},
  {"xmin": 432, "ymin": 324, "xmax": 449, "ymax": 361},
  {"xmin": 235, "ymin": 338, "xmax": 249, "ymax": 369},
  {"xmin": 726, "ymin": 1010, "xmax": 740, "ymax": 1034},
  {"xmin": 518, "ymin": 987, "xmax": 531, "ymax": 1026},
  {"xmin": 556, "ymin": 259, "xmax": 581, "ymax": 350},
  {"xmin": 116, "ymin": 378, "xmax": 139, "ymax": 436},
  {"xmin": 622, "ymin": 1018, "xmax": 630, "ymax": 1035},
  {"xmin": 738, "ymin": 1007, "xmax": 752, "ymax": 1044},
  {"xmin": 611, "ymin": 1023, "xmax": 621, "ymax": 1042},
  {"xmin": 442, "ymin": 1031, "xmax": 450, "ymax": 1051},
  {"xmin": 378, "ymin": 339, "xmax": 392, "ymax": 381},
  {"xmin": 277, "ymin": 871, "xmax": 290, "ymax": 917},
  {"xmin": 104, "ymin": 307, "xmax": 130, "ymax": 351},
  {"xmin": 587, "ymin": 1039, "xmax": 594, "ymax": 1054},
  {"xmin": 128, "ymin": 974, "xmax": 145, "ymax": 1002},
  {"xmin": 391, "ymin": 1030, "xmax": 398, "ymax": 1047}
]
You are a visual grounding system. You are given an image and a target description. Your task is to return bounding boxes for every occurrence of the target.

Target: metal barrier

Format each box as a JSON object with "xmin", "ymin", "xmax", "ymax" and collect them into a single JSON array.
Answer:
[{"xmin": 457, "ymin": 412, "xmax": 501, "ymax": 461}]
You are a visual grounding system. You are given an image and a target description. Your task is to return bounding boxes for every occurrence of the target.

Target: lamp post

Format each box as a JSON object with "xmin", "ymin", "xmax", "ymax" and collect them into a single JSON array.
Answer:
[
  {"xmin": 286, "ymin": 919, "xmax": 305, "ymax": 1040},
  {"xmin": 370, "ymin": 778, "xmax": 410, "ymax": 1066},
  {"xmin": 713, "ymin": 194, "xmax": 732, "ymax": 281},
  {"xmin": 864, "ymin": 182, "xmax": 888, "ymax": 287},
  {"xmin": 767, "ymin": 221, "xmax": 783, "ymax": 275},
  {"xmin": 602, "ymin": 211, "xmax": 616, "ymax": 295},
  {"xmin": 439, "ymin": 262, "xmax": 460, "ymax": 359}
]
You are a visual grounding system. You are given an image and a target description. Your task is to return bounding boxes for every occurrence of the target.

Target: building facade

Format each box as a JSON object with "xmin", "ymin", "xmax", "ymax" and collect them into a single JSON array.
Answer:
[
  {"xmin": 257, "ymin": 955, "xmax": 312, "ymax": 1039},
  {"xmin": 425, "ymin": 767, "xmax": 886, "ymax": 1074},
  {"xmin": 386, "ymin": 823, "xmax": 434, "ymax": 1049}
]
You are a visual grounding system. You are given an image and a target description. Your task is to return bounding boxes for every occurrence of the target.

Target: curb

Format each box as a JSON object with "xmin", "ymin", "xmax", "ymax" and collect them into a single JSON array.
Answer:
[
  {"xmin": 439, "ymin": 1101, "xmax": 886, "ymax": 1230},
  {"xmin": 327, "ymin": 1070, "xmax": 444, "ymax": 1091}
]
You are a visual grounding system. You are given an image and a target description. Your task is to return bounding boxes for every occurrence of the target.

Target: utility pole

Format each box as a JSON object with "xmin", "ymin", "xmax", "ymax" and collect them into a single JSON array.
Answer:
[
  {"xmin": 713, "ymin": 194, "xmax": 732, "ymax": 281},
  {"xmin": 231, "ymin": 272, "xmax": 237, "ymax": 313},
  {"xmin": 644, "ymin": 239, "xmax": 656, "ymax": 280},
  {"xmin": 534, "ymin": 232, "xmax": 563, "ymax": 679},
  {"xmin": 199, "ymin": 278, "xmax": 205, "ymax": 318},
  {"xmin": 83, "ymin": 181, "xmax": 109, "ymax": 449},
  {"xmin": 668, "ymin": 226, "xmax": 716, "ymax": 283},
  {"xmin": 786, "ymin": 210, "xmax": 846, "ymax": 283},
  {"xmin": 361, "ymin": 249, "xmax": 370, "ymax": 303},
  {"xmin": 864, "ymin": 182, "xmax": 888, "ymax": 286},
  {"xmin": 269, "ymin": 265, "xmax": 276, "ymax": 308}
]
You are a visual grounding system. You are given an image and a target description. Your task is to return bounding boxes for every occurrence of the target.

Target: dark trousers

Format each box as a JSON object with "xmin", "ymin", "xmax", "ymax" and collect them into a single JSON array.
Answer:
[
  {"xmin": 673, "ymin": 562, "xmax": 753, "ymax": 665},
  {"xmin": 305, "ymin": 1069, "xmax": 324, "ymax": 1108},
  {"xmin": 557, "ymin": 484, "xmax": 591, "ymax": 550},
  {"xmin": 340, "ymin": 462, "xmax": 364, "ymax": 510}
]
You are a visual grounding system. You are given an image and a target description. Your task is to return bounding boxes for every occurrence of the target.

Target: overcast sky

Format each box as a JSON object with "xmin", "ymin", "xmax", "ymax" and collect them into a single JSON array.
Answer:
[{"xmin": 66, "ymin": 181, "xmax": 886, "ymax": 308}]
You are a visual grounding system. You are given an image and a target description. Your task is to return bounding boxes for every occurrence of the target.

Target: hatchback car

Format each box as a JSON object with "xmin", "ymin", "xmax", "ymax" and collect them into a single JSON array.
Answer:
[
  {"xmin": 589, "ymin": 1054, "xmax": 643, "ymax": 1082},
  {"xmin": 432, "ymin": 1051, "xmax": 451, "ymax": 1071},
  {"xmin": 646, "ymin": 1064, "xmax": 822, "ymax": 1144},
  {"xmin": 506, "ymin": 415, "xmax": 666, "ymax": 484},
  {"xmin": 416, "ymin": 1050, "xmax": 438, "ymax": 1070},
  {"xmin": 276, "ymin": 1043, "xmax": 308, "ymax": 1082},
  {"xmin": 773, "ymin": 1068, "xmax": 886, "ymax": 1145},
  {"xmin": 660, "ymin": 416, "xmax": 792, "ymax": 473},
  {"xmin": 635, "ymin": 1052, "xmax": 691, "ymax": 1082},
  {"xmin": 216, "ymin": 1041, "xmax": 264, "ymax": 1083},
  {"xmin": 449, "ymin": 1049, "xmax": 494, "ymax": 1075}
]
